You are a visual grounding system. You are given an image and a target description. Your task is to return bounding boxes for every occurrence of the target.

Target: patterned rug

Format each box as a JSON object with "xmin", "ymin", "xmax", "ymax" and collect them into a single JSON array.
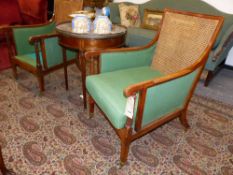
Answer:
[{"xmin": 0, "ymin": 66, "xmax": 233, "ymax": 175}]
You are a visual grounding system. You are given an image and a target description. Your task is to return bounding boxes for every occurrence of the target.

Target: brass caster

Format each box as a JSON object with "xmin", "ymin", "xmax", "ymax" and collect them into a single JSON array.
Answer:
[{"xmin": 119, "ymin": 161, "xmax": 125, "ymax": 169}]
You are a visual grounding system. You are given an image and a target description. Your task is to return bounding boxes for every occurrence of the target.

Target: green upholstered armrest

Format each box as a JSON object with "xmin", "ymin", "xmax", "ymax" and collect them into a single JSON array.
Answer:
[
  {"xmin": 12, "ymin": 21, "xmax": 55, "ymax": 55},
  {"xmin": 139, "ymin": 68, "xmax": 199, "ymax": 127},
  {"xmin": 42, "ymin": 36, "xmax": 75, "ymax": 68},
  {"xmin": 100, "ymin": 44, "xmax": 156, "ymax": 73}
]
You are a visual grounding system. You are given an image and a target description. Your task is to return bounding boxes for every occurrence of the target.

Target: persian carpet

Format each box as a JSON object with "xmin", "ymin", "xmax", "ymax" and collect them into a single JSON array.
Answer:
[{"xmin": 0, "ymin": 66, "xmax": 232, "ymax": 175}]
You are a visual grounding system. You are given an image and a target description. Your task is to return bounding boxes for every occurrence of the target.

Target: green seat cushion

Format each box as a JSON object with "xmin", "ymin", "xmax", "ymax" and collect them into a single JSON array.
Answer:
[
  {"xmin": 126, "ymin": 27, "xmax": 157, "ymax": 47},
  {"xmin": 86, "ymin": 66, "xmax": 163, "ymax": 129},
  {"xmin": 15, "ymin": 52, "xmax": 43, "ymax": 67},
  {"xmin": 15, "ymin": 49, "xmax": 76, "ymax": 68}
]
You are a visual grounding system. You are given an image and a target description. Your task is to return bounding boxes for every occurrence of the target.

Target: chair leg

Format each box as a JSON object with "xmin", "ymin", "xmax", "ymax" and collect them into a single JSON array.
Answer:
[
  {"xmin": 204, "ymin": 71, "xmax": 213, "ymax": 87},
  {"xmin": 179, "ymin": 110, "xmax": 190, "ymax": 130},
  {"xmin": 62, "ymin": 48, "xmax": 69, "ymax": 91},
  {"xmin": 0, "ymin": 146, "xmax": 6, "ymax": 173},
  {"xmin": 37, "ymin": 75, "xmax": 45, "ymax": 92},
  {"xmin": 120, "ymin": 128, "xmax": 132, "ymax": 166},
  {"xmin": 11, "ymin": 64, "xmax": 17, "ymax": 79},
  {"xmin": 89, "ymin": 95, "xmax": 94, "ymax": 118},
  {"xmin": 64, "ymin": 65, "xmax": 68, "ymax": 91},
  {"xmin": 80, "ymin": 52, "xmax": 87, "ymax": 109},
  {"xmin": 120, "ymin": 140, "xmax": 130, "ymax": 166},
  {"xmin": 0, "ymin": 146, "xmax": 15, "ymax": 175}
]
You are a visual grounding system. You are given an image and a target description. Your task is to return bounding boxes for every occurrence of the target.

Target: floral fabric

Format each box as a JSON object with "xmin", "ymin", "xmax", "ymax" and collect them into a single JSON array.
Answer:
[{"xmin": 119, "ymin": 3, "xmax": 141, "ymax": 27}]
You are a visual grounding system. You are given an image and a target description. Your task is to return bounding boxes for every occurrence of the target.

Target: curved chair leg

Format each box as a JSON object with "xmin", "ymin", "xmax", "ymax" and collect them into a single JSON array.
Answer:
[
  {"xmin": 0, "ymin": 146, "xmax": 6, "ymax": 173},
  {"xmin": 179, "ymin": 110, "xmax": 190, "ymax": 130},
  {"xmin": 204, "ymin": 71, "xmax": 213, "ymax": 87},
  {"xmin": 0, "ymin": 146, "xmax": 15, "ymax": 175}
]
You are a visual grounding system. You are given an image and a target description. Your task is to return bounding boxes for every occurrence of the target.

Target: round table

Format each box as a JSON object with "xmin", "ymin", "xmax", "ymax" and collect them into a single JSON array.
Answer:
[{"xmin": 56, "ymin": 22, "xmax": 127, "ymax": 108}]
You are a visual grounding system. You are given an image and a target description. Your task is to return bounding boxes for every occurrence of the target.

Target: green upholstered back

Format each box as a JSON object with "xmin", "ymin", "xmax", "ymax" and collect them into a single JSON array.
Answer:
[
  {"xmin": 13, "ymin": 21, "xmax": 55, "ymax": 55},
  {"xmin": 109, "ymin": 0, "xmax": 233, "ymax": 47},
  {"xmin": 100, "ymin": 44, "xmax": 156, "ymax": 73},
  {"xmin": 141, "ymin": 68, "xmax": 199, "ymax": 127}
]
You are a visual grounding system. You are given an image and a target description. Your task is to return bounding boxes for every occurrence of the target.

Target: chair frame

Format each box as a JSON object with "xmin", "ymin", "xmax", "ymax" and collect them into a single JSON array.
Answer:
[
  {"xmin": 85, "ymin": 9, "xmax": 224, "ymax": 164},
  {"xmin": 5, "ymin": 18, "xmax": 79, "ymax": 92}
]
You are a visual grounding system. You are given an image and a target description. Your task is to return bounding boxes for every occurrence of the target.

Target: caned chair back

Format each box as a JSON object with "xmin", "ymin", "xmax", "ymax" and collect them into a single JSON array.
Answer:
[
  {"xmin": 54, "ymin": 0, "xmax": 83, "ymax": 24},
  {"xmin": 151, "ymin": 11, "xmax": 219, "ymax": 74}
]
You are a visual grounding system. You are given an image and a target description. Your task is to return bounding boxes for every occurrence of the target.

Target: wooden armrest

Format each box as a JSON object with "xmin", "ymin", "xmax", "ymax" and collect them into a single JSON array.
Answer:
[{"xmin": 29, "ymin": 32, "xmax": 58, "ymax": 44}]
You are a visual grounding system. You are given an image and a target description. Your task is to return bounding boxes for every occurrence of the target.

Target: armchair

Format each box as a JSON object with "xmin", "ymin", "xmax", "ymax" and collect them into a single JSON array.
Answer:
[
  {"xmin": 6, "ymin": 0, "xmax": 83, "ymax": 92},
  {"xmin": 85, "ymin": 9, "xmax": 223, "ymax": 164}
]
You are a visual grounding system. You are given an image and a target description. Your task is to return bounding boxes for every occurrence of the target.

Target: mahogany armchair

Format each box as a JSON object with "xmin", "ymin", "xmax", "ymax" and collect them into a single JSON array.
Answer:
[
  {"xmin": 6, "ymin": 0, "xmax": 83, "ymax": 92},
  {"xmin": 85, "ymin": 9, "xmax": 223, "ymax": 164}
]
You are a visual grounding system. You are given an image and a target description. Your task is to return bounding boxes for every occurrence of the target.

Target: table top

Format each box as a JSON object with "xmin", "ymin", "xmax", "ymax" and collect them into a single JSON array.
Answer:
[{"xmin": 56, "ymin": 22, "xmax": 127, "ymax": 39}]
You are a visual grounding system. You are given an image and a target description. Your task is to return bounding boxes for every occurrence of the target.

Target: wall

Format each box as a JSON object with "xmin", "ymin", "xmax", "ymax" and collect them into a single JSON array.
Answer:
[{"xmin": 114, "ymin": 0, "xmax": 233, "ymax": 66}]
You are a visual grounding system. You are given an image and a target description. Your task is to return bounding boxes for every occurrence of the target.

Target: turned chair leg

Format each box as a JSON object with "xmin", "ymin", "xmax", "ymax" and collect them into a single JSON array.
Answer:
[
  {"xmin": 179, "ymin": 110, "xmax": 190, "ymax": 130},
  {"xmin": 89, "ymin": 96, "xmax": 94, "ymax": 118},
  {"xmin": 37, "ymin": 75, "xmax": 45, "ymax": 92}
]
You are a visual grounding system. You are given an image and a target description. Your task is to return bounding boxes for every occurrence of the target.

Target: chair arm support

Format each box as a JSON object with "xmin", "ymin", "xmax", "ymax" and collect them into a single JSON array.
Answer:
[
  {"xmin": 29, "ymin": 32, "xmax": 58, "ymax": 44},
  {"xmin": 2, "ymin": 26, "xmax": 16, "ymax": 58}
]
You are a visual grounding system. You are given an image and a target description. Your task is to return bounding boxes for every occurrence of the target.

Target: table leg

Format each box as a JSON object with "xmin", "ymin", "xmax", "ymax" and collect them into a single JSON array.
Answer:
[{"xmin": 80, "ymin": 51, "xmax": 87, "ymax": 109}]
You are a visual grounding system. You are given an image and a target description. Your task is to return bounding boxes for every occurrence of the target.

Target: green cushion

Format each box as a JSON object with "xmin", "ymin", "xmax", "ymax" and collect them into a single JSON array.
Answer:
[
  {"xmin": 15, "ymin": 53, "xmax": 43, "ymax": 67},
  {"xmin": 126, "ymin": 27, "xmax": 157, "ymax": 47},
  {"xmin": 15, "ymin": 49, "xmax": 76, "ymax": 68},
  {"xmin": 86, "ymin": 66, "xmax": 163, "ymax": 129},
  {"xmin": 101, "ymin": 43, "xmax": 156, "ymax": 73}
]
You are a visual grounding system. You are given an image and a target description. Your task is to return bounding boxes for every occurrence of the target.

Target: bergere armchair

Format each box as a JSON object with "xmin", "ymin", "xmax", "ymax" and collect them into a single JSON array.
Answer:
[
  {"xmin": 85, "ymin": 9, "xmax": 223, "ymax": 164},
  {"xmin": 6, "ymin": 0, "xmax": 83, "ymax": 92}
]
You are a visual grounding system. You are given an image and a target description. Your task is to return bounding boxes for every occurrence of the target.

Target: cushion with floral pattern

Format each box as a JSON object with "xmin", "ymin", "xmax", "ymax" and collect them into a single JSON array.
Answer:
[{"xmin": 119, "ymin": 3, "xmax": 141, "ymax": 27}]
